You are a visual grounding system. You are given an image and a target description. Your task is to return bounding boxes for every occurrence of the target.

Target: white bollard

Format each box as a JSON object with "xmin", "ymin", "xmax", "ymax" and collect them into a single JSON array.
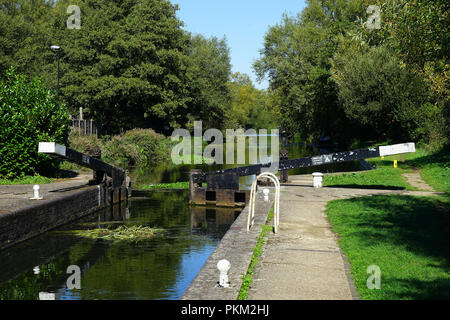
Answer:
[
  {"xmin": 312, "ymin": 172, "xmax": 324, "ymax": 188},
  {"xmin": 217, "ymin": 259, "xmax": 231, "ymax": 288},
  {"xmin": 263, "ymin": 188, "xmax": 270, "ymax": 202},
  {"xmin": 30, "ymin": 185, "xmax": 43, "ymax": 200}
]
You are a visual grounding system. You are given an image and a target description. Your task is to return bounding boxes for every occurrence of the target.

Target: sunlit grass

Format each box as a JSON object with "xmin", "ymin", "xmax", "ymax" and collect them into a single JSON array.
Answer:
[
  {"xmin": 0, "ymin": 175, "xmax": 56, "ymax": 185},
  {"xmin": 326, "ymin": 195, "xmax": 450, "ymax": 300}
]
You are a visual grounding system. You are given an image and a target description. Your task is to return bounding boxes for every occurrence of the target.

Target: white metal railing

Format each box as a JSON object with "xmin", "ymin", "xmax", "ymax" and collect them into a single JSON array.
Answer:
[{"xmin": 247, "ymin": 172, "xmax": 280, "ymax": 233}]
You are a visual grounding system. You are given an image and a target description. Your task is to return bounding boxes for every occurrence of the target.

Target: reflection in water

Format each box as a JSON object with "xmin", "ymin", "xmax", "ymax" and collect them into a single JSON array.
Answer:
[{"xmin": 0, "ymin": 190, "xmax": 240, "ymax": 300}]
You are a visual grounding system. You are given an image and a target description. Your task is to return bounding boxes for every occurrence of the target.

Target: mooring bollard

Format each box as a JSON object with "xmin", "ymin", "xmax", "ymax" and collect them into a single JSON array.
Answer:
[
  {"xmin": 217, "ymin": 259, "xmax": 230, "ymax": 288},
  {"xmin": 263, "ymin": 188, "xmax": 270, "ymax": 202},
  {"xmin": 30, "ymin": 185, "xmax": 43, "ymax": 200},
  {"xmin": 312, "ymin": 172, "xmax": 323, "ymax": 188}
]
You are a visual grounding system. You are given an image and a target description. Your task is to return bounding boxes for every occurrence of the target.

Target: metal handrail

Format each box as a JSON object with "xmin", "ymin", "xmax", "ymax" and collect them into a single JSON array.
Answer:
[{"xmin": 247, "ymin": 172, "xmax": 280, "ymax": 233}]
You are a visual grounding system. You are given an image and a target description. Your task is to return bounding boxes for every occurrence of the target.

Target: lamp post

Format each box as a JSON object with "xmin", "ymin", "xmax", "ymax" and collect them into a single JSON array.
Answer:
[{"xmin": 50, "ymin": 45, "xmax": 61, "ymax": 98}]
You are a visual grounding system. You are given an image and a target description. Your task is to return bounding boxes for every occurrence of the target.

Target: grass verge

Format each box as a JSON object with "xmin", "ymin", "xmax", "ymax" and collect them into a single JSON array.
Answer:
[
  {"xmin": 238, "ymin": 206, "xmax": 274, "ymax": 300},
  {"xmin": 0, "ymin": 175, "xmax": 56, "ymax": 185},
  {"xmin": 323, "ymin": 146, "xmax": 449, "ymax": 193},
  {"xmin": 326, "ymin": 194, "xmax": 450, "ymax": 300},
  {"xmin": 324, "ymin": 167, "xmax": 414, "ymax": 190}
]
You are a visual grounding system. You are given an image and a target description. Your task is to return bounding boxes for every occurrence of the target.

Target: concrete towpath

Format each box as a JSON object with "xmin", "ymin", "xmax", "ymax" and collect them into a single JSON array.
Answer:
[
  {"xmin": 0, "ymin": 173, "xmax": 92, "ymax": 214},
  {"xmin": 247, "ymin": 174, "xmax": 442, "ymax": 300}
]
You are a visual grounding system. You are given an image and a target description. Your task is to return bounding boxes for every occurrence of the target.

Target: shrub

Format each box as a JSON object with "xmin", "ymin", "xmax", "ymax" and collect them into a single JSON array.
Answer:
[
  {"xmin": 0, "ymin": 68, "xmax": 69, "ymax": 178},
  {"xmin": 102, "ymin": 128, "xmax": 170, "ymax": 169},
  {"xmin": 67, "ymin": 130, "xmax": 102, "ymax": 157},
  {"xmin": 61, "ymin": 130, "xmax": 103, "ymax": 171}
]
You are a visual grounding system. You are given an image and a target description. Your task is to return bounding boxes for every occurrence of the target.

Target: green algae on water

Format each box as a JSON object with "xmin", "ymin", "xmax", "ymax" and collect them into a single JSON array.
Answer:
[{"xmin": 65, "ymin": 225, "xmax": 165, "ymax": 243}]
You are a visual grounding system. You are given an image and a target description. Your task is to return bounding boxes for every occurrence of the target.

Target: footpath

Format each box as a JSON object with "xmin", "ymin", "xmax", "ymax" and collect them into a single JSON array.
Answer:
[
  {"xmin": 247, "ymin": 174, "xmax": 441, "ymax": 300},
  {"xmin": 0, "ymin": 174, "xmax": 92, "ymax": 214}
]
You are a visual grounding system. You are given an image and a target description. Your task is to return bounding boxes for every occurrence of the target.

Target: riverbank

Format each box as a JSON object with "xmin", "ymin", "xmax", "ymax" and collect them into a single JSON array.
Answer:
[{"xmin": 0, "ymin": 173, "xmax": 128, "ymax": 250}]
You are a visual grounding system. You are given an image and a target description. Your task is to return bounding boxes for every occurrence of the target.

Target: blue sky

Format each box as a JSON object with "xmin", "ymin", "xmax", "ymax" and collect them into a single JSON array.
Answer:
[{"xmin": 173, "ymin": 0, "xmax": 307, "ymax": 90}]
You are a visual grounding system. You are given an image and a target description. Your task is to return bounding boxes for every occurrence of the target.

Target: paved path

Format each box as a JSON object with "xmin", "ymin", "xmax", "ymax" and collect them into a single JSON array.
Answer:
[
  {"xmin": 0, "ymin": 173, "xmax": 92, "ymax": 214},
  {"xmin": 247, "ymin": 174, "xmax": 442, "ymax": 300}
]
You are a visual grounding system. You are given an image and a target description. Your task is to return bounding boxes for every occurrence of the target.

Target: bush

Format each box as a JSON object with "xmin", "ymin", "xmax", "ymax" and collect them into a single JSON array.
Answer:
[
  {"xmin": 60, "ymin": 130, "xmax": 103, "ymax": 171},
  {"xmin": 332, "ymin": 45, "xmax": 431, "ymax": 143},
  {"xmin": 0, "ymin": 68, "xmax": 69, "ymax": 178},
  {"xmin": 102, "ymin": 128, "xmax": 170, "ymax": 169},
  {"xmin": 67, "ymin": 130, "xmax": 102, "ymax": 157}
]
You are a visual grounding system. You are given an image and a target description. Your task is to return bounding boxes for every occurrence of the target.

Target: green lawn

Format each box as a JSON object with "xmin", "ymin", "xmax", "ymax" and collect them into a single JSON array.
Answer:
[
  {"xmin": 324, "ymin": 167, "xmax": 415, "ymax": 190},
  {"xmin": 324, "ymin": 146, "xmax": 449, "ymax": 194},
  {"xmin": 326, "ymin": 194, "xmax": 450, "ymax": 300}
]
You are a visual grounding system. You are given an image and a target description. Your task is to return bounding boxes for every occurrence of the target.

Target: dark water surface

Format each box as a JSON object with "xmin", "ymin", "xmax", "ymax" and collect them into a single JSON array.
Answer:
[{"xmin": 0, "ymin": 190, "xmax": 241, "ymax": 300}]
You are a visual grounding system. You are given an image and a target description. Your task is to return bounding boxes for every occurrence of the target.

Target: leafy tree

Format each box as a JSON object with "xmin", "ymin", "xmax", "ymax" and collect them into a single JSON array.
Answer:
[
  {"xmin": 332, "ymin": 45, "xmax": 430, "ymax": 142},
  {"xmin": 254, "ymin": 0, "xmax": 366, "ymax": 141},
  {"xmin": 226, "ymin": 72, "xmax": 277, "ymax": 130},
  {"xmin": 358, "ymin": 0, "xmax": 449, "ymax": 148},
  {"xmin": 0, "ymin": 0, "xmax": 54, "ymax": 78},
  {"xmin": 41, "ymin": 0, "xmax": 191, "ymax": 134},
  {"xmin": 0, "ymin": 68, "xmax": 70, "ymax": 178},
  {"xmin": 185, "ymin": 34, "xmax": 232, "ymax": 130}
]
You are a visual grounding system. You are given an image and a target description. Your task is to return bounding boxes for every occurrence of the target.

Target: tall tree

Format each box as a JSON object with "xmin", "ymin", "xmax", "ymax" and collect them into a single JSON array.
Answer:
[
  {"xmin": 0, "ymin": 0, "xmax": 54, "ymax": 78},
  {"xmin": 185, "ymin": 34, "xmax": 232, "ymax": 130},
  {"xmin": 40, "ymin": 0, "xmax": 191, "ymax": 134},
  {"xmin": 254, "ymin": 0, "xmax": 365, "ymax": 142}
]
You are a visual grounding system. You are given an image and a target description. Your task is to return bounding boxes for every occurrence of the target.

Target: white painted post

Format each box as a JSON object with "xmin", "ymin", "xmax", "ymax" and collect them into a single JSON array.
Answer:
[
  {"xmin": 217, "ymin": 259, "xmax": 230, "ymax": 288},
  {"xmin": 312, "ymin": 172, "xmax": 323, "ymax": 188},
  {"xmin": 30, "ymin": 185, "xmax": 43, "ymax": 200},
  {"xmin": 263, "ymin": 188, "xmax": 270, "ymax": 202}
]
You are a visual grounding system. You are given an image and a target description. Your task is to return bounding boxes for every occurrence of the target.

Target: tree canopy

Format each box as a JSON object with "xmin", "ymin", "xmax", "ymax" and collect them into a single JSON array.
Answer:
[{"xmin": 254, "ymin": 0, "xmax": 448, "ymax": 148}]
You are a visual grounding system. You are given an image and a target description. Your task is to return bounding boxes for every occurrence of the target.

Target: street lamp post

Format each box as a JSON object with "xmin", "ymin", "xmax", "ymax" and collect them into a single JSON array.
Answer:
[{"xmin": 50, "ymin": 45, "xmax": 61, "ymax": 98}]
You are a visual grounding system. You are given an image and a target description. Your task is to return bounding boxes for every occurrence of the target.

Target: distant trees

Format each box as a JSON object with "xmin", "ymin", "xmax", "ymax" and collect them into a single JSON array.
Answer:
[
  {"xmin": 186, "ymin": 34, "xmax": 232, "ymax": 130},
  {"xmin": 0, "ymin": 0, "xmax": 277, "ymax": 135},
  {"xmin": 226, "ymin": 72, "xmax": 277, "ymax": 130},
  {"xmin": 332, "ymin": 45, "xmax": 429, "ymax": 142},
  {"xmin": 255, "ymin": 0, "xmax": 448, "ymax": 148}
]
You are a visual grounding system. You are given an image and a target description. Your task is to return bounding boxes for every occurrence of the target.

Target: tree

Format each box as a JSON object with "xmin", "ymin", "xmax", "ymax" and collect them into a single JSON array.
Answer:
[
  {"xmin": 332, "ymin": 45, "xmax": 430, "ymax": 142},
  {"xmin": 254, "ymin": 0, "xmax": 366, "ymax": 141},
  {"xmin": 40, "ymin": 0, "xmax": 191, "ymax": 134},
  {"xmin": 226, "ymin": 72, "xmax": 277, "ymax": 130},
  {"xmin": 0, "ymin": 0, "xmax": 54, "ymax": 78},
  {"xmin": 185, "ymin": 34, "xmax": 232, "ymax": 130}
]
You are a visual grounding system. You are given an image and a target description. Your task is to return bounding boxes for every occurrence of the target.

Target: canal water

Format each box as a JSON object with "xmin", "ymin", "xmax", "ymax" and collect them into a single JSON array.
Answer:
[
  {"xmin": 0, "ymin": 141, "xmax": 360, "ymax": 300},
  {"xmin": 0, "ymin": 190, "xmax": 241, "ymax": 300}
]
